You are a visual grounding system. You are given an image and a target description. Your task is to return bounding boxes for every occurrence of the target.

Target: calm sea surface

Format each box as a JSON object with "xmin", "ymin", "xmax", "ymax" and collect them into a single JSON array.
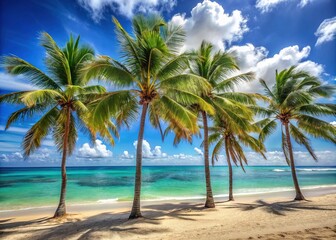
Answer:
[{"xmin": 0, "ymin": 166, "xmax": 335, "ymax": 210}]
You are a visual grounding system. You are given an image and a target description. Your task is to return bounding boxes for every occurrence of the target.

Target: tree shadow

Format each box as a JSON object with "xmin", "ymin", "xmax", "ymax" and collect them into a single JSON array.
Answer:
[
  {"xmin": 224, "ymin": 199, "xmax": 336, "ymax": 216},
  {"xmin": 0, "ymin": 219, "xmax": 12, "ymax": 224},
  {"xmin": 0, "ymin": 202, "xmax": 207, "ymax": 240},
  {"xmin": 0, "ymin": 217, "xmax": 50, "ymax": 230},
  {"xmin": 143, "ymin": 202, "xmax": 207, "ymax": 221}
]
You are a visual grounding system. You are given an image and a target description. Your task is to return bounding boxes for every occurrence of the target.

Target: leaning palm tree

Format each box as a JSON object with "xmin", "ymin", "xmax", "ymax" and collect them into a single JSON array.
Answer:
[
  {"xmin": 0, "ymin": 33, "xmax": 114, "ymax": 217},
  {"xmin": 209, "ymin": 116, "xmax": 265, "ymax": 201},
  {"xmin": 82, "ymin": 15, "xmax": 213, "ymax": 219},
  {"xmin": 257, "ymin": 66, "xmax": 336, "ymax": 200},
  {"xmin": 187, "ymin": 41, "xmax": 257, "ymax": 207}
]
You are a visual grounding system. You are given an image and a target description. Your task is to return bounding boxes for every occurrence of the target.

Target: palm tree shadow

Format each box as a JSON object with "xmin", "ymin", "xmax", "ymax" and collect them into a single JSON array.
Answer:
[
  {"xmin": 225, "ymin": 199, "xmax": 336, "ymax": 216},
  {"xmin": 143, "ymin": 202, "xmax": 207, "ymax": 221},
  {"xmin": 1, "ymin": 202, "xmax": 207, "ymax": 240},
  {"xmin": 0, "ymin": 217, "xmax": 51, "ymax": 230}
]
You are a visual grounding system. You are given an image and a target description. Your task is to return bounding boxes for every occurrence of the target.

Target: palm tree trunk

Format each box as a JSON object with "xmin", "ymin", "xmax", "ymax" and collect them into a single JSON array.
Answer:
[
  {"xmin": 129, "ymin": 103, "xmax": 148, "ymax": 219},
  {"xmin": 225, "ymin": 141, "xmax": 234, "ymax": 201},
  {"xmin": 201, "ymin": 111, "xmax": 215, "ymax": 208},
  {"xmin": 284, "ymin": 122, "xmax": 305, "ymax": 201},
  {"xmin": 54, "ymin": 106, "xmax": 71, "ymax": 218}
]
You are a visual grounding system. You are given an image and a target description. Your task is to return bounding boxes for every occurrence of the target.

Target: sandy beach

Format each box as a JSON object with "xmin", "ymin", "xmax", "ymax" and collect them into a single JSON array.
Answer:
[{"xmin": 1, "ymin": 187, "xmax": 336, "ymax": 240}]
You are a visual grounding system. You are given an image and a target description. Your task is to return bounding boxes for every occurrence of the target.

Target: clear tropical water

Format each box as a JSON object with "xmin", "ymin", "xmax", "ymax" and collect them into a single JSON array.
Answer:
[{"xmin": 0, "ymin": 166, "xmax": 335, "ymax": 210}]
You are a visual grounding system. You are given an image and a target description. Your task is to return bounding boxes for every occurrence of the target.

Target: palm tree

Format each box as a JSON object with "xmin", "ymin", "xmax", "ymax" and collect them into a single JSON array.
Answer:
[
  {"xmin": 187, "ymin": 41, "xmax": 257, "ymax": 207},
  {"xmin": 209, "ymin": 116, "xmax": 265, "ymax": 201},
  {"xmin": 82, "ymin": 15, "xmax": 213, "ymax": 219},
  {"xmin": 0, "ymin": 32, "xmax": 113, "ymax": 217},
  {"xmin": 258, "ymin": 66, "xmax": 336, "ymax": 200}
]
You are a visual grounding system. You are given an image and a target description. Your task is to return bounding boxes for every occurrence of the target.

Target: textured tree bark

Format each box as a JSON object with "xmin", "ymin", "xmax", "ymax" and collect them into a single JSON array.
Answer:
[
  {"xmin": 129, "ymin": 103, "xmax": 148, "ymax": 219},
  {"xmin": 225, "ymin": 141, "xmax": 234, "ymax": 201},
  {"xmin": 202, "ymin": 111, "xmax": 215, "ymax": 208},
  {"xmin": 285, "ymin": 122, "xmax": 305, "ymax": 201},
  {"xmin": 54, "ymin": 106, "xmax": 71, "ymax": 218}
]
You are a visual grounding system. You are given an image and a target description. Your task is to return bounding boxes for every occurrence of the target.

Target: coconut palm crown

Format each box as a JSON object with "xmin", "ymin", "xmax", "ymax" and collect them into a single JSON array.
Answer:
[
  {"xmin": 186, "ymin": 41, "xmax": 261, "ymax": 207},
  {"xmin": 0, "ymin": 32, "xmax": 114, "ymax": 217},
  {"xmin": 82, "ymin": 15, "xmax": 214, "ymax": 219},
  {"xmin": 257, "ymin": 66, "xmax": 336, "ymax": 200},
  {"xmin": 209, "ymin": 115, "xmax": 266, "ymax": 201}
]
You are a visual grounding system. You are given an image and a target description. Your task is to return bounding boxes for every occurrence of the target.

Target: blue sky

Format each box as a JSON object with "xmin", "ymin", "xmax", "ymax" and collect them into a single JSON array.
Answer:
[{"xmin": 0, "ymin": 0, "xmax": 335, "ymax": 167}]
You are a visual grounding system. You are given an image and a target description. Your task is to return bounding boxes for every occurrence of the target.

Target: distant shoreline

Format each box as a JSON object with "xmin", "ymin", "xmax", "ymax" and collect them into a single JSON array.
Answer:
[{"xmin": 1, "ymin": 165, "xmax": 335, "ymax": 168}]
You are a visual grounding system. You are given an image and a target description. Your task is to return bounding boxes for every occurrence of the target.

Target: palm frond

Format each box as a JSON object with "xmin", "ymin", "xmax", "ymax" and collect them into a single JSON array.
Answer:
[
  {"xmin": 23, "ymin": 107, "xmax": 59, "ymax": 157},
  {"xmin": 1, "ymin": 56, "xmax": 61, "ymax": 90},
  {"xmin": 289, "ymin": 123, "xmax": 317, "ymax": 161}
]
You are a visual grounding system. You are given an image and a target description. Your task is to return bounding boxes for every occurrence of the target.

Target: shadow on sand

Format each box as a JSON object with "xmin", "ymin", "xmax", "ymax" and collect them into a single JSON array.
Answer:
[
  {"xmin": 0, "ymin": 202, "xmax": 207, "ymax": 240},
  {"xmin": 223, "ymin": 199, "xmax": 336, "ymax": 216},
  {"xmin": 1, "ymin": 199, "xmax": 335, "ymax": 239}
]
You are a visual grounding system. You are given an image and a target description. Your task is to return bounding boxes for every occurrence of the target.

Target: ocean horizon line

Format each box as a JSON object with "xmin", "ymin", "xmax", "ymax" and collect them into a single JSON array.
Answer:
[{"xmin": 1, "ymin": 165, "xmax": 336, "ymax": 168}]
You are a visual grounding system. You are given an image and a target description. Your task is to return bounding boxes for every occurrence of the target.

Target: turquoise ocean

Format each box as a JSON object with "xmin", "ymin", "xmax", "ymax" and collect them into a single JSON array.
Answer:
[{"xmin": 1, "ymin": 166, "xmax": 335, "ymax": 211}]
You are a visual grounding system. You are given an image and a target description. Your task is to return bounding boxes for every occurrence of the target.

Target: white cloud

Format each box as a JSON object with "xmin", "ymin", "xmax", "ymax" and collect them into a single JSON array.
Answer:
[
  {"xmin": 194, "ymin": 147, "xmax": 204, "ymax": 156},
  {"xmin": 256, "ymin": 0, "xmax": 288, "ymax": 13},
  {"xmin": 230, "ymin": 44, "xmax": 323, "ymax": 92},
  {"xmin": 0, "ymin": 125, "xmax": 29, "ymax": 134},
  {"xmin": 133, "ymin": 139, "xmax": 153, "ymax": 158},
  {"xmin": 315, "ymin": 17, "xmax": 336, "ymax": 46},
  {"xmin": 256, "ymin": 0, "xmax": 318, "ymax": 13},
  {"xmin": 229, "ymin": 44, "xmax": 268, "ymax": 71},
  {"xmin": 133, "ymin": 140, "xmax": 167, "ymax": 158},
  {"xmin": 78, "ymin": 139, "xmax": 112, "ymax": 158},
  {"xmin": 121, "ymin": 150, "xmax": 133, "ymax": 159},
  {"xmin": 298, "ymin": 0, "xmax": 316, "ymax": 8},
  {"xmin": 330, "ymin": 121, "xmax": 336, "ymax": 126},
  {"xmin": 0, "ymin": 148, "xmax": 52, "ymax": 163},
  {"xmin": 212, "ymin": 150, "xmax": 336, "ymax": 166},
  {"xmin": 0, "ymin": 72, "xmax": 37, "ymax": 91},
  {"xmin": 77, "ymin": 0, "xmax": 176, "ymax": 22},
  {"xmin": 173, "ymin": 153, "xmax": 191, "ymax": 159},
  {"xmin": 170, "ymin": 0, "xmax": 248, "ymax": 51},
  {"xmin": 0, "ymin": 152, "xmax": 23, "ymax": 162},
  {"xmin": 41, "ymin": 139, "xmax": 55, "ymax": 147}
]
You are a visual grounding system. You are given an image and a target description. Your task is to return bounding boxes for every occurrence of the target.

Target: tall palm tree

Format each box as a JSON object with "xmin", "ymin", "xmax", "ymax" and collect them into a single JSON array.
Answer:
[
  {"xmin": 258, "ymin": 66, "xmax": 336, "ymax": 200},
  {"xmin": 82, "ymin": 15, "xmax": 213, "ymax": 219},
  {"xmin": 187, "ymin": 41, "xmax": 257, "ymax": 207},
  {"xmin": 209, "ymin": 116, "xmax": 265, "ymax": 201},
  {"xmin": 0, "ymin": 33, "xmax": 113, "ymax": 217}
]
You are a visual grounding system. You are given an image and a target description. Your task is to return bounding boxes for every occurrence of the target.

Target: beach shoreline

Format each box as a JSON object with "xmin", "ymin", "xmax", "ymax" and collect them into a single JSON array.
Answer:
[
  {"xmin": 1, "ymin": 184, "xmax": 336, "ymax": 219},
  {"xmin": 1, "ymin": 184, "xmax": 335, "ymax": 216}
]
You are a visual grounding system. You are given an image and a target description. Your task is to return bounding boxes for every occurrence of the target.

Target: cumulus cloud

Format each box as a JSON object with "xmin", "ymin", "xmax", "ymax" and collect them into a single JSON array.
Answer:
[
  {"xmin": 229, "ymin": 44, "xmax": 323, "ymax": 92},
  {"xmin": 0, "ymin": 148, "xmax": 52, "ymax": 163},
  {"xmin": 0, "ymin": 152, "xmax": 23, "ymax": 162},
  {"xmin": 256, "ymin": 0, "xmax": 288, "ymax": 13},
  {"xmin": 133, "ymin": 140, "xmax": 167, "ymax": 158},
  {"xmin": 194, "ymin": 147, "xmax": 204, "ymax": 156},
  {"xmin": 330, "ymin": 121, "xmax": 336, "ymax": 126},
  {"xmin": 229, "ymin": 44, "xmax": 268, "ymax": 71},
  {"xmin": 173, "ymin": 153, "xmax": 191, "ymax": 159},
  {"xmin": 315, "ymin": 17, "xmax": 336, "ymax": 46},
  {"xmin": 170, "ymin": 0, "xmax": 248, "ymax": 51},
  {"xmin": 256, "ymin": 0, "xmax": 317, "ymax": 13},
  {"xmin": 77, "ymin": 0, "xmax": 176, "ymax": 21},
  {"xmin": 121, "ymin": 150, "xmax": 133, "ymax": 159},
  {"xmin": 213, "ymin": 150, "xmax": 336, "ymax": 166},
  {"xmin": 0, "ymin": 72, "xmax": 37, "ymax": 91},
  {"xmin": 78, "ymin": 139, "xmax": 112, "ymax": 158}
]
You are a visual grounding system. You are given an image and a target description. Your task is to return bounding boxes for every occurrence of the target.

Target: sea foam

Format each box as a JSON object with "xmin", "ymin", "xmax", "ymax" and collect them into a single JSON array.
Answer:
[{"xmin": 96, "ymin": 198, "xmax": 119, "ymax": 204}]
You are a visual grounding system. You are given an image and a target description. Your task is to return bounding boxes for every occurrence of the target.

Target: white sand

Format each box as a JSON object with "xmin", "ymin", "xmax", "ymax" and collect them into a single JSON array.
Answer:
[{"xmin": 1, "ymin": 187, "xmax": 336, "ymax": 240}]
